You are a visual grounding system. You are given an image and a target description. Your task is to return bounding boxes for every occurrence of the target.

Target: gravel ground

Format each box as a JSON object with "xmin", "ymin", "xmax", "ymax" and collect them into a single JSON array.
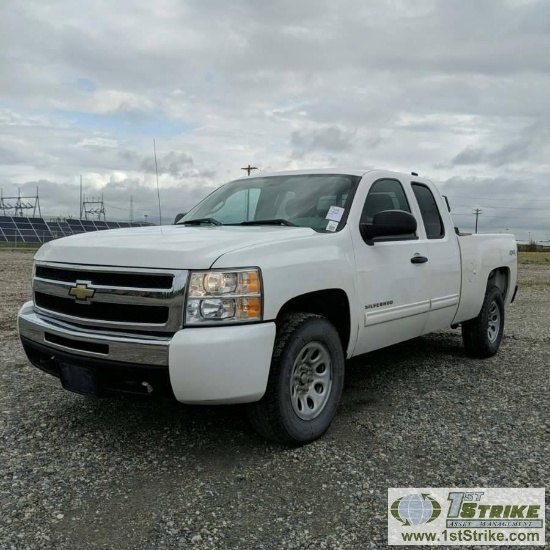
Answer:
[{"xmin": 1, "ymin": 251, "xmax": 548, "ymax": 549}]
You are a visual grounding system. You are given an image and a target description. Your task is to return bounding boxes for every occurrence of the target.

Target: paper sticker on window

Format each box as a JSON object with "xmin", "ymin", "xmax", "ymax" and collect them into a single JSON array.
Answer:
[
  {"xmin": 326, "ymin": 206, "xmax": 345, "ymax": 222},
  {"xmin": 326, "ymin": 220, "xmax": 338, "ymax": 232}
]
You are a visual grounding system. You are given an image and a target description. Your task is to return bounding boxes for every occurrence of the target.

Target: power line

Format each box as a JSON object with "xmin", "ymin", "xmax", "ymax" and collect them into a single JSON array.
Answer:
[
  {"xmin": 452, "ymin": 213, "xmax": 550, "ymax": 220},
  {"xmin": 104, "ymin": 203, "xmax": 130, "ymax": 212},
  {"xmin": 446, "ymin": 194, "xmax": 550, "ymax": 203},
  {"xmin": 452, "ymin": 203, "xmax": 550, "ymax": 211}
]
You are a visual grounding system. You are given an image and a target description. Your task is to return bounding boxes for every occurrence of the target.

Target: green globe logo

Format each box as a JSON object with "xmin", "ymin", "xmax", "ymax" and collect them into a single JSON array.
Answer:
[{"xmin": 391, "ymin": 493, "xmax": 441, "ymax": 526}]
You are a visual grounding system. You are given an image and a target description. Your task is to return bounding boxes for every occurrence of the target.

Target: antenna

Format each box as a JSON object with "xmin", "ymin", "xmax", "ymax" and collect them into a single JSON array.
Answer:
[
  {"xmin": 153, "ymin": 138, "xmax": 162, "ymax": 225},
  {"xmin": 129, "ymin": 195, "xmax": 134, "ymax": 223}
]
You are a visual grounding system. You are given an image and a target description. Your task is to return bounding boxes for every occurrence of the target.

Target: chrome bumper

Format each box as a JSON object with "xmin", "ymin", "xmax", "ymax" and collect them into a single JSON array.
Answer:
[{"xmin": 18, "ymin": 301, "xmax": 170, "ymax": 366}]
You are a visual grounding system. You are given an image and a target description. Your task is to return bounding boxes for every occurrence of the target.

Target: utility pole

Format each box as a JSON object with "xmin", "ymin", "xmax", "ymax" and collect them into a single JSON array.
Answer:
[
  {"xmin": 79, "ymin": 175, "xmax": 83, "ymax": 220},
  {"xmin": 241, "ymin": 164, "xmax": 258, "ymax": 176},
  {"xmin": 472, "ymin": 207, "xmax": 482, "ymax": 234}
]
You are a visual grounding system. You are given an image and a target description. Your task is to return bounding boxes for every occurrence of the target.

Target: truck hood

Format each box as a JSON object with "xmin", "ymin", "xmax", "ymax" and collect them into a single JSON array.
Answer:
[{"xmin": 35, "ymin": 225, "xmax": 317, "ymax": 269}]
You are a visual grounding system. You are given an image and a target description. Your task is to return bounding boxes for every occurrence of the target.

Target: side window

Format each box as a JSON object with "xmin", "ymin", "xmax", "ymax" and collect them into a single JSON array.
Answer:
[
  {"xmin": 411, "ymin": 183, "xmax": 444, "ymax": 239},
  {"xmin": 360, "ymin": 179, "xmax": 411, "ymax": 224}
]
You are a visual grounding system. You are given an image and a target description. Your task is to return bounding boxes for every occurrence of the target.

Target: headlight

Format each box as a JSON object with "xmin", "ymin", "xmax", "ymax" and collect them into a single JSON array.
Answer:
[{"xmin": 185, "ymin": 269, "xmax": 262, "ymax": 325}]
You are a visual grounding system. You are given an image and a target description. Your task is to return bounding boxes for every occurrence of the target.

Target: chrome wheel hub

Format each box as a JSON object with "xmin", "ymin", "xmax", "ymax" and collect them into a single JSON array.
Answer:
[
  {"xmin": 290, "ymin": 342, "xmax": 333, "ymax": 421},
  {"xmin": 487, "ymin": 300, "xmax": 501, "ymax": 343}
]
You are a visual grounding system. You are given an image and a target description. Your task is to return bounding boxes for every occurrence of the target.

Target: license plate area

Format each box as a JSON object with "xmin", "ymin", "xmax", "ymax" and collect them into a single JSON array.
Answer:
[{"xmin": 59, "ymin": 363, "xmax": 100, "ymax": 396}]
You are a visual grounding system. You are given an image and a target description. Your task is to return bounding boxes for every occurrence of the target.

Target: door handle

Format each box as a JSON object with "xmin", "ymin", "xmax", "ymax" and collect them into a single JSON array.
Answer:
[{"xmin": 411, "ymin": 255, "xmax": 428, "ymax": 264}]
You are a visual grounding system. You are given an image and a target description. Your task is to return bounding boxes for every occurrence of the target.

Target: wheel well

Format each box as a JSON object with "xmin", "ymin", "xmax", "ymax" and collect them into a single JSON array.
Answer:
[
  {"xmin": 487, "ymin": 267, "xmax": 510, "ymax": 299},
  {"xmin": 277, "ymin": 289, "xmax": 351, "ymax": 352}
]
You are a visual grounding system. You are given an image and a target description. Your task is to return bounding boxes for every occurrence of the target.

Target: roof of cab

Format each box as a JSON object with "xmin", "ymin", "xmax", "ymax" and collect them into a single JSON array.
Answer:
[{"xmin": 233, "ymin": 168, "xmax": 416, "ymax": 180}]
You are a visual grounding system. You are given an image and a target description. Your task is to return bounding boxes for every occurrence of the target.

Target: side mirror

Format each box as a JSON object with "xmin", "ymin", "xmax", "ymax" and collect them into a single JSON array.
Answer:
[
  {"xmin": 360, "ymin": 210, "xmax": 417, "ymax": 244},
  {"xmin": 174, "ymin": 212, "xmax": 187, "ymax": 224}
]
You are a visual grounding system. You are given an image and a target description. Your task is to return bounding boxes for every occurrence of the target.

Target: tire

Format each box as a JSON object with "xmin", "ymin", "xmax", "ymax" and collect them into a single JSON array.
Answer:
[
  {"xmin": 462, "ymin": 285, "xmax": 505, "ymax": 358},
  {"xmin": 247, "ymin": 313, "xmax": 345, "ymax": 445}
]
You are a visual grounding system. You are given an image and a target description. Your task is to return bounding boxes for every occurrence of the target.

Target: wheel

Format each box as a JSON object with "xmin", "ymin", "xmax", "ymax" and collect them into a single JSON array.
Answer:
[
  {"xmin": 247, "ymin": 313, "xmax": 345, "ymax": 445},
  {"xmin": 462, "ymin": 285, "xmax": 505, "ymax": 358}
]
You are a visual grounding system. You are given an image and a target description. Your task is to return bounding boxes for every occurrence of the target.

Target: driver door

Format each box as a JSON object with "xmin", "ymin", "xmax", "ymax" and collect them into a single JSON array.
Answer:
[{"xmin": 352, "ymin": 178, "xmax": 431, "ymax": 355}]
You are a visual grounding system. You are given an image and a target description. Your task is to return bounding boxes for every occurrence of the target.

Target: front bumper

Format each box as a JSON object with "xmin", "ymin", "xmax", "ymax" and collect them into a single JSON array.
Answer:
[
  {"xmin": 20, "ymin": 336, "xmax": 174, "ymax": 397},
  {"xmin": 18, "ymin": 301, "xmax": 277, "ymax": 404},
  {"xmin": 18, "ymin": 302, "xmax": 170, "ymax": 366}
]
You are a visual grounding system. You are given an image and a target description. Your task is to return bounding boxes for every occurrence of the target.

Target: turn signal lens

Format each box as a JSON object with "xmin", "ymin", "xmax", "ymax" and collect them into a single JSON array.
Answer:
[
  {"xmin": 237, "ymin": 271, "xmax": 260, "ymax": 294},
  {"xmin": 235, "ymin": 297, "xmax": 261, "ymax": 320}
]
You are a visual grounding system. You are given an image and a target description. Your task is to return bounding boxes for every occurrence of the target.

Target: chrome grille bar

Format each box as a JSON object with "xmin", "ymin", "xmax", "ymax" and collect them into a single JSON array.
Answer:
[{"xmin": 33, "ymin": 261, "xmax": 188, "ymax": 333}]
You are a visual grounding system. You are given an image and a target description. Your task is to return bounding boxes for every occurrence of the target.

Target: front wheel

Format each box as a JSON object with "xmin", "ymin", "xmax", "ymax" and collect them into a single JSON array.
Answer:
[
  {"xmin": 247, "ymin": 313, "xmax": 345, "ymax": 445},
  {"xmin": 462, "ymin": 285, "xmax": 505, "ymax": 358}
]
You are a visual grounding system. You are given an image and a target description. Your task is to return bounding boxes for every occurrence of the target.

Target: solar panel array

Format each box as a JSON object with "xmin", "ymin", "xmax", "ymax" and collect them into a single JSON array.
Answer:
[{"xmin": 0, "ymin": 216, "xmax": 153, "ymax": 244}]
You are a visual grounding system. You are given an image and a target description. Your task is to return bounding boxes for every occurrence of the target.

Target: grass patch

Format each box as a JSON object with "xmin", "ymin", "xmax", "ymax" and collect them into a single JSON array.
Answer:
[
  {"xmin": 0, "ymin": 243, "xmax": 41, "ymax": 252},
  {"xmin": 518, "ymin": 251, "xmax": 550, "ymax": 265}
]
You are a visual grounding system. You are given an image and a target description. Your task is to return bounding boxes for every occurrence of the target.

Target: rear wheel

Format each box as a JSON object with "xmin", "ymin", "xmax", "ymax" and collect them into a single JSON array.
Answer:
[
  {"xmin": 247, "ymin": 313, "xmax": 345, "ymax": 445},
  {"xmin": 462, "ymin": 285, "xmax": 505, "ymax": 358}
]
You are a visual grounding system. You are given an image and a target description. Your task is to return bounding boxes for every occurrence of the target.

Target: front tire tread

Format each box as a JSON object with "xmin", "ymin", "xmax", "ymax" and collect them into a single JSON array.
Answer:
[{"xmin": 248, "ymin": 313, "xmax": 343, "ymax": 445}]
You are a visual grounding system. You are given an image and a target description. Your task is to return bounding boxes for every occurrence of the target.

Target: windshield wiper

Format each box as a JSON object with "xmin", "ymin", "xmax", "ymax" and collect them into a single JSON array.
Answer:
[
  {"xmin": 178, "ymin": 218, "xmax": 222, "ymax": 226},
  {"xmin": 236, "ymin": 219, "xmax": 298, "ymax": 227}
]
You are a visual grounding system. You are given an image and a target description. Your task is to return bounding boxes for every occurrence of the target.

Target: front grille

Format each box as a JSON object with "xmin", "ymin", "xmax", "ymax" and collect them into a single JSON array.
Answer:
[
  {"xmin": 36, "ymin": 266, "xmax": 173, "ymax": 289},
  {"xmin": 35, "ymin": 292, "xmax": 170, "ymax": 324},
  {"xmin": 33, "ymin": 262, "xmax": 187, "ymax": 333}
]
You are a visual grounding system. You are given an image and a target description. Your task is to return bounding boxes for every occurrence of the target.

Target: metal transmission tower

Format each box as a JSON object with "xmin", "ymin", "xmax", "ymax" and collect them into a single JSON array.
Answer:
[
  {"xmin": 472, "ymin": 207, "xmax": 482, "ymax": 233},
  {"xmin": 241, "ymin": 164, "xmax": 258, "ymax": 176},
  {"xmin": 82, "ymin": 193, "xmax": 107, "ymax": 221},
  {"xmin": 0, "ymin": 187, "xmax": 42, "ymax": 217}
]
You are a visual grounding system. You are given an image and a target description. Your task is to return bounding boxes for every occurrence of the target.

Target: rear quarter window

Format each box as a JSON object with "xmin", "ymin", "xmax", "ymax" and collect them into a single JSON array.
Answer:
[{"xmin": 411, "ymin": 183, "xmax": 445, "ymax": 239}]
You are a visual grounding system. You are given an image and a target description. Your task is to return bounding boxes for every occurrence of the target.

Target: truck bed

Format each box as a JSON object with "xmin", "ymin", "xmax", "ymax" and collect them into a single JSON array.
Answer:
[{"xmin": 454, "ymin": 233, "xmax": 518, "ymax": 324}]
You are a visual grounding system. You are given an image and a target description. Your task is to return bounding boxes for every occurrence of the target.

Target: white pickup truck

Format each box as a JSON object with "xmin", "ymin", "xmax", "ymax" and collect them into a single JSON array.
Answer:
[{"xmin": 18, "ymin": 169, "xmax": 518, "ymax": 444}]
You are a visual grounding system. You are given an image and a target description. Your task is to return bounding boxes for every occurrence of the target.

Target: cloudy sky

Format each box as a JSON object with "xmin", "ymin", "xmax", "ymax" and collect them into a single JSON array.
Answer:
[{"xmin": 1, "ymin": 0, "xmax": 549, "ymax": 241}]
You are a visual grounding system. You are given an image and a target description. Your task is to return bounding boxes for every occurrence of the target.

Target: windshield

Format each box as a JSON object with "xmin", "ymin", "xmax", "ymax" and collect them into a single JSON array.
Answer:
[{"xmin": 179, "ymin": 174, "xmax": 360, "ymax": 232}]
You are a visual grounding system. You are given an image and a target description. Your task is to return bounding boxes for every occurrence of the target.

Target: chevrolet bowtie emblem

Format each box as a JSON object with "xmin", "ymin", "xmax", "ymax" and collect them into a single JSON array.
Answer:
[{"xmin": 69, "ymin": 283, "xmax": 95, "ymax": 302}]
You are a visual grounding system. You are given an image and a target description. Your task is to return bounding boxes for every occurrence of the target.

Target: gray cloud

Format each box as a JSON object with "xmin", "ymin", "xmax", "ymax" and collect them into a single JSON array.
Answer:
[
  {"xmin": 0, "ymin": 0, "xmax": 549, "ymax": 239},
  {"xmin": 141, "ymin": 151, "xmax": 194, "ymax": 178},
  {"xmin": 451, "ymin": 117, "xmax": 550, "ymax": 167},
  {"xmin": 290, "ymin": 126, "xmax": 357, "ymax": 158}
]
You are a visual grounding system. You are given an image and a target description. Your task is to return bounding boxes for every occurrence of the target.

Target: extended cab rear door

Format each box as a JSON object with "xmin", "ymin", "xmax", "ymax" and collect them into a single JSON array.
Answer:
[{"xmin": 409, "ymin": 179, "xmax": 461, "ymax": 333}]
